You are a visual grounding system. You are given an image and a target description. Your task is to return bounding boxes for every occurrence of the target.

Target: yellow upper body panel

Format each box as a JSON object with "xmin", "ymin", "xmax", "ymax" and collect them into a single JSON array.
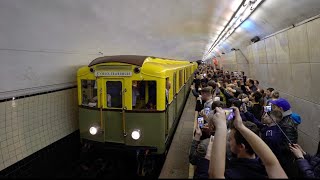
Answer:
[
  {"xmin": 76, "ymin": 55, "xmax": 195, "ymax": 111},
  {"xmin": 77, "ymin": 56, "xmax": 192, "ymax": 79}
]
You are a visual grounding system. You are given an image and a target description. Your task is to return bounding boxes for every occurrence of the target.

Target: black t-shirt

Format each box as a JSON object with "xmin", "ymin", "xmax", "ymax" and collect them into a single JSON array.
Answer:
[
  {"xmin": 195, "ymin": 99, "xmax": 206, "ymax": 112},
  {"xmin": 194, "ymin": 78, "xmax": 201, "ymax": 91},
  {"xmin": 252, "ymin": 103, "xmax": 263, "ymax": 121}
]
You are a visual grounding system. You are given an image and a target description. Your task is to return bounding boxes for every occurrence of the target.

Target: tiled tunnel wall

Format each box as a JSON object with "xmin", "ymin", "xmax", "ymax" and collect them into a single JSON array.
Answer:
[
  {"xmin": 221, "ymin": 17, "xmax": 320, "ymax": 154},
  {"xmin": 0, "ymin": 88, "xmax": 79, "ymax": 173}
]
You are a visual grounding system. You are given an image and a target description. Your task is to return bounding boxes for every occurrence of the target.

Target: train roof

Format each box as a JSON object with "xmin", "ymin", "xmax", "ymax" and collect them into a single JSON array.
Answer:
[
  {"xmin": 88, "ymin": 55, "xmax": 149, "ymax": 67},
  {"xmin": 83, "ymin": 55, "xmax": 196, "ymax": 78},
  {"xmin": 88, "ymin": 55, "xmax": 193, "ymax": 67}
]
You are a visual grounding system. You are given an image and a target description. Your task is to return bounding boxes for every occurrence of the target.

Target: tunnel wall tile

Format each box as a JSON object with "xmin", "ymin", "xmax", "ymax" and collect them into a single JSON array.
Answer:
[
  {"xmin": 288, "ymin": 24, "xmax": 310, "ymax": 64},
  {"xmin": 275, "ymin": 31, "xmax": 290, "ymax": 64},
  {"xmin": 0, "ymin": 88, "xmax": 79, "ymax": 172},
  {"xmin": 307, "ymin": 18, "xmax": 320, "ymax": 63},
  {"xmin": 265, "ymin": 36, "xmax": 277, "ymax": 64}
]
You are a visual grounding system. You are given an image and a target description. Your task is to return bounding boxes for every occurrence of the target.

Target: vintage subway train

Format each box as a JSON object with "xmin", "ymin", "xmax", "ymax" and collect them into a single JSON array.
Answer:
[{"xmin": 77, "ymin": 55, "xmax": 197, "ymax": 175}]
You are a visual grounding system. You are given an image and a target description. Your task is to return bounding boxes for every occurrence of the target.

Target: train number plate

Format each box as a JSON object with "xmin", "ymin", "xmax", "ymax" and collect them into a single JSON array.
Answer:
[{"xmin": 95, "ymin": 71, "xmax": 132, "ymax": 77}]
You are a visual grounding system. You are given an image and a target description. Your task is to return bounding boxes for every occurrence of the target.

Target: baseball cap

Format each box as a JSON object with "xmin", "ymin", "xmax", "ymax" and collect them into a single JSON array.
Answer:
[{"xmin": 270, "ymin": 98, "xmax": 291, "ymax": 111}]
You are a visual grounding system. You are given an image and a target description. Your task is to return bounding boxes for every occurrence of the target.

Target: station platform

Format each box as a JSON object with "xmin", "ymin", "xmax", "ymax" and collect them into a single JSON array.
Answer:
[{"xmin": 159, "ymin": 91, "xmax": 197, "ymax": 179}]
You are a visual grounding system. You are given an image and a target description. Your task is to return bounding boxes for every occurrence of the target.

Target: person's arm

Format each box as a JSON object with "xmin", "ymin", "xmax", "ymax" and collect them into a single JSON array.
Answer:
[
  {"xmin": 219, "ymin": 87, "xmax": 233, "ymax": 100},
  {"xmin": 232, "ymin": 107, "xmax": 288, "ymax": 178},
  {"xmin": 195, "ymin": 97, "xmax": 203, "ymax": 112},
  {"xmin": 189, "ymin": 125, "xmax": 202, "ymax": 165},
  {"xmin": 191, "ymin": 88, "xmax": 199, "ymax": 98},
  {"xmin": 208, "ymin": 107, "xmax": 227, "ymax": 178},
  {"xmin": 205, "ymin": 135, "xmax": 214, "ymax": 160},
  {"xmin": 244, "ymin": 111, "xmax": 265, "ymax": 129},
  {"xmin": 289, "ymin": 143, "xmax": 315, "ymax": 178},
  {"xmin": 240, "ymin": 84, "xmax": 247, "ymax": 94},
  {"xmin": 296, "ymin": 159, "xmax": 315, "ymax": 178}
]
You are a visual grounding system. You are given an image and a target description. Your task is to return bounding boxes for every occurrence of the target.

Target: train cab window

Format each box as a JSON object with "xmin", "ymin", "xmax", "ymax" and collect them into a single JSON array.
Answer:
[
  {"xmin": 81, "ymin": 80, "xmax": 97, "ymax": 107},
  {"xmin": 132, "ymin": 81, "xmax": 157, "ymax": 109},
  {"xmin": 147, "ymin": 81, "xmax": 157, "ymax": 109},
  {"xmin": 106, "ymin": 81, "xmax": 122, "ymax": 108},
  {"xmin": 132, "ymin": 81, "xmax": 140, "ymax": 109}
]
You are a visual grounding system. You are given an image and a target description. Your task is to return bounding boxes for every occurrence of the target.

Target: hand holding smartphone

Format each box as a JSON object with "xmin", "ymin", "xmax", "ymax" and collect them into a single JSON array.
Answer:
[
  {"xmin": 222, "ymin": 108, "xmax": 235, "ymax": 121},
  {"xmin": 197, "ymin": 117, "xmax": 204, "ymax": 128}
]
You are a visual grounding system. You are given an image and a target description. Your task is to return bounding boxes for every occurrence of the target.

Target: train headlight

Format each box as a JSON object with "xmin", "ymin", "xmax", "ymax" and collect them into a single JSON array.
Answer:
[
  {"xmin": 131, "ymin": 130, "xmax": 141, "ymax": 140},
  {"xmin": 89, "ymin": 126, "xmax": 98, "ymax": 135}
]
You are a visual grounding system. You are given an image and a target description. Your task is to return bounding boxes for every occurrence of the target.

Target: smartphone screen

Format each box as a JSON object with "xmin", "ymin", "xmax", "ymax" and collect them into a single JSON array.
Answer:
[
  {"xmin": 223, "ymin": 108, "xmax": 235, "ymax": 121},
  {"xmin": 264, "ymin": 105, "xmax": 272, "ymax": 112},
  {"xmin": 204, "ymin": 107, "xmax": 211, "ymax": 116},
  {"xmin": 240, "ymin": 103, "xmax": 246, "ymax": 112},
  {"xmin": 197, "ymin": 117, "xmax": 204, "ymax": 128}
]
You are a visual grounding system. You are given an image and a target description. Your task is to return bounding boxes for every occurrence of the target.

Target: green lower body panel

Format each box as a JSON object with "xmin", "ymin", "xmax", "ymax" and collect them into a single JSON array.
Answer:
[
  {"xmin": 79, "ymin": 108, "xmax": 166, "ymax": 154},
  {"xmin": 78, "ymin": 79, "xmax": 192, "ymax": 155}
]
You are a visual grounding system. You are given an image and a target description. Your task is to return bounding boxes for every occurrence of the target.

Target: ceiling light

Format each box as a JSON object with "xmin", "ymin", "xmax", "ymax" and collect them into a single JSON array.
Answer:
[{"xmin": 204, "ymin": 0, "xmax": 264, "ymax": 59}]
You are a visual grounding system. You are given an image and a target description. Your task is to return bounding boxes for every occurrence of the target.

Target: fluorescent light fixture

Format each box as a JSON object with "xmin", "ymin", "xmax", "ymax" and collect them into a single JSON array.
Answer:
[
  {"xmin": 231, "ymin": 0, "xmax": 243, "ymax": 11},
  {"xmin": 204, "ymin": 0, "xmax": 264, "ymax": 59}
]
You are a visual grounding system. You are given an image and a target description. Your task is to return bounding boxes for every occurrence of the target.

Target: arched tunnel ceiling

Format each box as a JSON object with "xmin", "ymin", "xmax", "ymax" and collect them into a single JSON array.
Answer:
[
  {"xmin": 207, "ymin": 0, "xmax": 320, "ymax": 59},
  {"xmin": 0, "ymin": 0, "xmax": 319, "ymax": 61}
]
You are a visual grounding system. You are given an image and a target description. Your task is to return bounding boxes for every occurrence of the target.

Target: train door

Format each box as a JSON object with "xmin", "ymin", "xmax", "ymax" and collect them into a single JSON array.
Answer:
[{"xmin": 102, "ymin": 78, "xmax": 126, "ymax": 143}]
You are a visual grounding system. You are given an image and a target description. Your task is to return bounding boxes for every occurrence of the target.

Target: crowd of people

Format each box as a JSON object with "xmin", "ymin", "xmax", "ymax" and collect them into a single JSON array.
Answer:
[{"xmin": 189, "ymin": 63, "xmax": 320, "ymax": 178}]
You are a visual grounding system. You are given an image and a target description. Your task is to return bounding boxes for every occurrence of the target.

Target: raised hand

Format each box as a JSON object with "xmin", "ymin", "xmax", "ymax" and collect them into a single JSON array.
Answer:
[
  {"xmin": 232, "ymin": 107, "xmax": 244, "ymax": 129},
  {"xmin": 208, "ymin": 107, "xmax": 226, "ymax": 129},
  {"xmin": 194, "ymin": 123, "xmax": 202, "ymax": 141}
]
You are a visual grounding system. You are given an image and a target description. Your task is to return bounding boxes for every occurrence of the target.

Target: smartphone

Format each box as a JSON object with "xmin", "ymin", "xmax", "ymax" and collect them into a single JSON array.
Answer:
[
  {"xmin": 264, "ymin": 105, "xmax": 272, "ymax": 113},
  {"xmin": 240, "ymin": 103, "xmax": 246, "ymax": 112},
  {"xmin": 197, "ymin": 117, "xmax": 204, "ymax": 128},
  {"xmin": 204, "ymin": 107, "xmax": 211, "ymax": 116},
  {"xmin": 223, "ymin": 108, "xmax": 235, "ymax": 121}
]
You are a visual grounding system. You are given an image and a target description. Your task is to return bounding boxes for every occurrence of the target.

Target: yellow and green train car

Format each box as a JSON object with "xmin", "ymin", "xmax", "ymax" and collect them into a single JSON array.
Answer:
[{"xmin": 77, "ymin": 55, "xmax": 197, "ymax": 157}]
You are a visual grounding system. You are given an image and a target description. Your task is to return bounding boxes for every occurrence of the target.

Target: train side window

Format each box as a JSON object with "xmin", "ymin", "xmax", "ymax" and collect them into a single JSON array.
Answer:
[
  {"xmin": 131, "ymin": 81, "xmax": 157, "ymax": 110},
  {"xmin": 179, "ymin": 70, "xmax": 183, "ymax": 88},
  {"xmin": 165, "ymin": 78, "xmax": 171, "ymax": 106},
  {"xmin": 81, "ymin": 80, "xmax": 97, "ymax": 107},
  {"xmin": 173, "ymin": 73, "xmax": 176, "ymax": 95},
  {"xmin": 106, "ymin": 81, "xmax": 122, "ymax": 108}
]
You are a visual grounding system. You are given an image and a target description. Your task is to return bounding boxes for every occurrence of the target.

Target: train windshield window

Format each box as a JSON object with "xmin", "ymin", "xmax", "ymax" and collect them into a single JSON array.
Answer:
[
  {"xmin": 147, "ymin": 81, "xmax": 157, "ymax": 109},
  {"xmin": 106, "ymin": 81, "xmax": 122, "ymax": 108},
  {"xmin": 81, "ymin": 80, "xmax": 98, "ymax": 107}
]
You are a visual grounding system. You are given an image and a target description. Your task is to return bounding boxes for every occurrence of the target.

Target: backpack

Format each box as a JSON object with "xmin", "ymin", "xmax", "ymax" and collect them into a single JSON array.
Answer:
[{"xmin": 291, "ymin": 113, "xmax": 301, "ymax": 125}]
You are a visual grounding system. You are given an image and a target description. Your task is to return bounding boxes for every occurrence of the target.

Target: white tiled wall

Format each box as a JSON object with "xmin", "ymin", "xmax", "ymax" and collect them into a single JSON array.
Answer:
[
  {"xmin": 221, "ymin": 17, "xmax": 320, "ymax": 154},
  {"xmin": 0, "ymin": 88, "xmax": 78, "ymax": 171}
]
